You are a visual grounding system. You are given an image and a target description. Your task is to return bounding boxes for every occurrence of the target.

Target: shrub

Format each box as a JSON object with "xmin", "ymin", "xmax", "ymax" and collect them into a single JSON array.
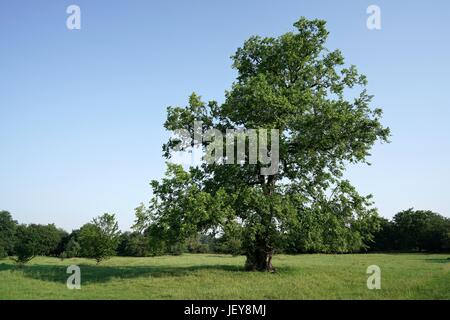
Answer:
[
  {"xmin": 78, "ymin": 213, "xmax": 120, "ymax": 263},
  {"xmin": 168, "ymin": 242, "xmax": 186, "ymax": 256},
  {"xmin": 13, "ymin": 242, "xmax": 36, "ymax": 265},
  {"xmin": 117, "ymin": 232, "xmax": 149, "ymax": 257}
]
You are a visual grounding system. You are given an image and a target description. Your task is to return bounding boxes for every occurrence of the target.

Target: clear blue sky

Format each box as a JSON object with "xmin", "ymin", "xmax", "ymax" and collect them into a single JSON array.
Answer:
[{"xmin": 1, "ymin": 0, "xmax": 449, "ymax": 231}]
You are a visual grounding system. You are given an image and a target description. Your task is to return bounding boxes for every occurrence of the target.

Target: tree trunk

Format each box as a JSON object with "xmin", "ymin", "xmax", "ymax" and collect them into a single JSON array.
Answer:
[
  {"xmin": 245, "ymin": 245, "xmax": 275, "ymax": 272},
  {"xmin": 244, "ymin": 168, "xmax": 277, "ymax": 272}
]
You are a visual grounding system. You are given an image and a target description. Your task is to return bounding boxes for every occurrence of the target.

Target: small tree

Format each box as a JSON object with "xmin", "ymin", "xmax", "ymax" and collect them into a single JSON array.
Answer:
[
  {"xmin": 13, "ymin": 225, "xmax": 39, "ymax": 266},
  {"xmin": 78, "ymin": 213, "xmax": 120, "ymax": 263},
  {"xmin": 13, "ymin": 242, "xmax": 35, "ymax": 265}
]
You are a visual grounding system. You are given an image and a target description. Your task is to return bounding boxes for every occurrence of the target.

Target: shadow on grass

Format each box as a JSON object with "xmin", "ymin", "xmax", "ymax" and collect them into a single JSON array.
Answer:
[
  {"xmin": 0, "ymin": 263, "xmax": 246, "ymax": 284},
  {"xmin": 424, "ymin": 258, "xmax": 450, "ymax": 264}
]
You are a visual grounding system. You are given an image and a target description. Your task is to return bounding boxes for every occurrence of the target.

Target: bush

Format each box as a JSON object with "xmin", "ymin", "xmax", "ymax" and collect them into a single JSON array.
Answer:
[
  {"xmin": 168, "ymin": 242, "xmax": 186, "ymax": 256},
  {"xmin": 185, "ymin": 234, "xmax": 213, "ymax": 254},
  {"xmin": 13, "ymin": 242, "xmax": 36, "ymax": 265},
  {"xmin": 117, "ymin": 232, "xmax": 149, "ymax": 257}
]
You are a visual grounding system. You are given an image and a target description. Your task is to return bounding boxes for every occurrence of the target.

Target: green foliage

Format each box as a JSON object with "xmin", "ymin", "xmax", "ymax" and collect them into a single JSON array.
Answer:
[
  {"xmin": 0, "ymin": 211, "xmax": 18, "ymax": 257},
  {"xmin": 283, "ymin": 183, "xmax": 382, "ymax": 253},
  {"xmin": 13, "ymin": 225, "xmax": 39, "ymax": 265},
  {"xmin": 131, "ymin": 203, "xmax": 150, "ymax": 234},
  {"xmin": 185, "ymin": 233, "xmax": 213, "ymax": 254},
  {"xmin": 215, "ymin": 223, "xmax": 244, "ymax": 256},
  {"xmin": 13, "ymin": 244, "xmax": 35, "ymax": 265},
  {"xmin": 27, "ymin": 224, "xmax": 67, "ymax": 256},
  {"xmin": 391, "ymin": 209, "xmax": 449, "ymax": 252},
  {"xmin": 443, "ymin": 232, "xmax": 450, "ymax": 251},
  {"xmin": 62, "ymin": 237, "xmax": 81, "ymax": 259},
  {"xmin": 0, "ymin": 246, "xmax": 7, "ymax": 259},
  {"xmin": 58, "ymin": 229, "xmax": 81, "ymax": 259},
  {"xmin": 117, "ymin": 232, "xmax": 149, "ymax": 257},
  {"xmin": 168, "ymin": 242, "xmax": 186, "ymax": 256},
  {"xmin": 148, "ymin": 17, "xmax": 390, "ymax": 270},
  {"xmin": 368, "ymin": 217, "xmax": 397, "ymax": 252},
  {"xmin": 144, "ymin": 224, "xmax": 168, "ymax": 256},
  {"xmin": 78, "ymin": 213, "xmax": 121, "ymax": 263},
  {"xmin": 12, "ymin": 223, "xmax": 67, "ymax": 265},
  {"xmin": 367, "ymin": 209, "xmax": 450, "ymax": 252}
]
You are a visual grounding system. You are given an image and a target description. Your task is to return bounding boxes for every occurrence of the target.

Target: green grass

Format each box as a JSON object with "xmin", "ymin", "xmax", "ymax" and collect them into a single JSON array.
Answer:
[{"xmin": 0, "ymin": 253, "xmax": 448, "ymax": 299}]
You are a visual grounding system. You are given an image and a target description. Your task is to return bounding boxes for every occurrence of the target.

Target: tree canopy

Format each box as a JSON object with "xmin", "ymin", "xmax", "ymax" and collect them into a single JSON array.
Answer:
[{"xmin": 78, "ymin": 213, "xmax": 121, "ymax": 263}]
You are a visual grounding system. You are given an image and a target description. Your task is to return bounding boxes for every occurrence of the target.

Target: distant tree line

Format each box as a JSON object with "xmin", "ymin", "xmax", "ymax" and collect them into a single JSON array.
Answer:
[
  {"xmin": 1, "ymin": 208, "xmax": 448, "ymax": 265},
  {"xmin": 368, "ymin": 209, "xmax": 450, "ymax": 252}
]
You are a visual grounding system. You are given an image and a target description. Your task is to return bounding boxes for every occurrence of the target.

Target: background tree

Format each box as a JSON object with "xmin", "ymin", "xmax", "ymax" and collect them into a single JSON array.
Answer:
[
  {"xmin": 25, "ymin": 224, "xmax": 67, "ymax": 256},
  {"xmin": 146, "ymin": 17, "xmax": 390, "ymax": 271},
  {"xmin": 131, "ymin": 203, "xmax": 150, "ymax": 234},
  {"xmin": 392, "ymin": 209, "xmax": 450, "ymax": 252},
  {"xmin": 214, "ymin": 223, "xmax": 244, "ymax": 256},
  {"xmin": 78, "ymin": 213, "xmax": 120, "ymax": 263},
  {"xmin": 0, "ymin": 211, "xmax": 18, "ymax": 258},
  {"xmin": 60, "ymin": 229, "xmax": 81, "ymax": 259},
  {"xmin": 13, "ymin": 225, "xmax": 39, "ymax": 265},
  {"xmin": 367, "ymin": 217, "xmax": 396, "ymax": 252},
  {"xmin": 115, "ymin": 203, "xmax": 152, "ymax": 257},
  {"xmin": 117, "ymin": 231, "xmax": 149, "ymax": 257},
  {"xmin": 185, "ymin": 233, "xmax": 212, "ymax": 254},
  {"xmin": 144, "ymin": 223, "xmax": 169, "ymax": 256},
  {"xmin": 12, "ymin": 223, "xmax": 66, "ymax": 265}
]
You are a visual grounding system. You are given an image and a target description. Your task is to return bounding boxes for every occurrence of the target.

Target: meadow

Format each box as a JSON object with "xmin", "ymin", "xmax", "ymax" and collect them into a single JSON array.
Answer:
[{"xmin": 0, "ymin": 253, "xmax": 448, "ymax": 300}]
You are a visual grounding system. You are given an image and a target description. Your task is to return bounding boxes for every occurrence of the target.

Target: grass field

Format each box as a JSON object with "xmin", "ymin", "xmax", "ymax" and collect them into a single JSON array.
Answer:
[{"xmin": 0, "ymin": 253, "xmax": 449, "ymax": 299}]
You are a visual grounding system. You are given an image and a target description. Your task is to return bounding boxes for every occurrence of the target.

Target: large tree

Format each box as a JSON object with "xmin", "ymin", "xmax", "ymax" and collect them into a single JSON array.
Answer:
[{"xmin": 147, "ymin": 18, "xmax": 390, "ymax": 271}]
